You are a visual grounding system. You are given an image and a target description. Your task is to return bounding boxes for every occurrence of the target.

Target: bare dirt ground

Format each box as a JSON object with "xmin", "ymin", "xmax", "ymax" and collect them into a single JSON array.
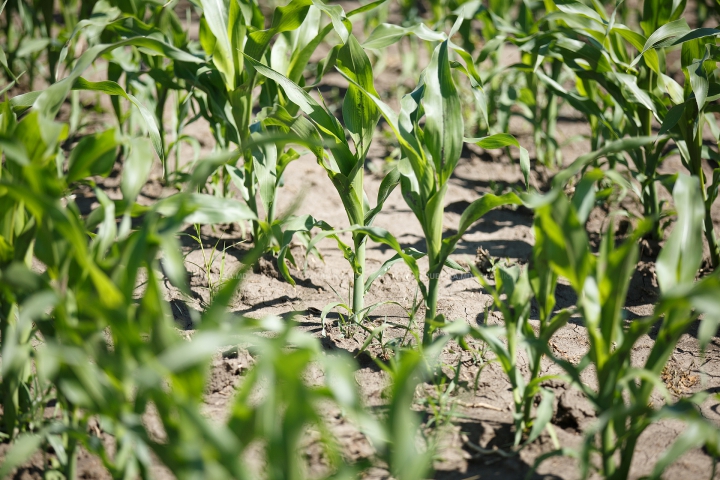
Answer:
[{"xmin": 5, "ymin": 2, "xmax": 720, "ymax": 479}]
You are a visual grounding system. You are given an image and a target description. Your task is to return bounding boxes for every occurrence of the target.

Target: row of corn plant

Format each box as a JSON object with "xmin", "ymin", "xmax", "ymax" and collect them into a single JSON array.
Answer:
[
  {"xmin": 444, "ymin": 169, "xmax": 720, "ymax": 477},
  {"xmin": 0, "ymin": 76, "xmax": 435, "ymax": 478},
  {"xmin": 533, "ymin": 172, "xmax": 720, "ymax": 479},
  {"xmin": 330, "ymin": 20, "xmax": 529, "ymax": 345}
]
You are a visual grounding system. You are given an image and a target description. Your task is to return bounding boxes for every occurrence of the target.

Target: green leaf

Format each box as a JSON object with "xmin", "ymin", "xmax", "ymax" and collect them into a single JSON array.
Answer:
[
  {"xmin": 688, "ymin": 55, "xmax": 709, "ymax": 110},
  {"xmin": 656, "ymin": 174, "xmax": 705, "ymax": 291},
  {"xmin": 242, "ymin": 55, "xmax": 345, "ymax": 144},
  {"xmin": 277, "ymin": 214, "xmax": 334, "ymax": 285},
  {"xmin": 640, "ymin": 18, "xmax": 690, "ymax": 55},
  {"xmin": 73, "ymin": 77, "xmax": 164, "ymax": 160},
  {"xmin": 362, "ymin": 23, "xmax": 445, "ymax": 50},
  {"xmin": 440, "ymin": 192, "xmax": 522, "ymax": 267},
  {"xmin": 553, "ymin": 136, "xmax": 658, "ymax": 188},
  {"xmin": 121, "ymin": 138, "xmax": 154, "ymax": 204},
  {"xmin": 249, "ymin": 127, "xmax": 278, "ymax": 215},
  {"xmin": 466, "ymin": 133, "xmax": 519, "ymax": 150},
  {"xmin": 456, "ymin": 192, "xmax": 522, "ymax": 240},
  {"xmin": 364, "ymin": 167, "xmax": 401, "ymax": 226},
  {"xmin": 312, "ymin": 0, "xmax": 348, "ymax": 43},
  {"xmin": 160, "ymin": 234, "xmax": 191, "ymax": 296},
  {"xmin": 155, "ymin": 193, "xmax": 257, "ymax": 224},
  {"xmin": 67, "ymin": 129, "xmax": 119, "ymax": 183},
  {"xmin": 34, "ymin": 38, "xmax": 201, "ymax": 119},
  {"xmin": 670, "ymin": 28, "xmax": 720, "ymax": 47},
  {"xmin": 0, "ymin": 433, "xmax": 43, "ymax": 478},
  {"xmin": 199, "ymin": 0, "xmax": 235, "ymax": 88},
  {"xmin": 658, "ymin": 103, "xmax": 685, "ymax": 136},
  {"xmin": 335, "ymin": 69, "xmax": 430, "ymax": 197},
  {"xmin": 246, "ymin": 0, "xmax": 313, "ymax": 61},
  {"xmin": 465, "ymin": 134, "xmax": 529, "ymax": 186},
  {"xmin": 337, "ymin": 35, "xmax": 380, "ymax": 161},
  {"xmin": 555, "ymin": 1, "xmax": 604, "ymax": 23},
  {"xmin": 364, "ymin": 247, "xmax": 425, "ymax": 293},
  {"xmin": 425, "ymin": 41, "xmax": 463, "ymax": 185},
  {"xmin": 527, "ymin": 389, "xmax": 555, "ymax": 444}
]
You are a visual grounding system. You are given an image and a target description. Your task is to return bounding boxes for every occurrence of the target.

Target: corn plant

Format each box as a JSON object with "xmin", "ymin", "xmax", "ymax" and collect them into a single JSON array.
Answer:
[
  {"xmin": 643, "ymin": 21, "xmax": 720, "ymax": 267},
  {"xmin": 531, "ymin": 173, "xmax": 720, "ymax": 479},
  {"xmin": 462, "ymin": 0, "xmax": 568, "ymax": 166},
  {"xmin": 337, "ymin": 27, "xmax": 526, "ymax": 345},
  {"xmin": 532, "ymin": 1, "xmax": 692, "ymax": 242},
  {"xmin": 448, "ymin": 265, "xmax": 561, "ymax": 447},
  {"xmin": 171, "ymin": 0, "xmax": 383, "ymax": 230},
  {"xmin": 0, "ymin": 86, "xmax": 393, "ymax": 478},
  {"xmin": 98, "ymin": 0, "xmax": 194, "ymax": 180},
  {"xmin": 445, "ymin": 246, "xmax": 571, "ymax": 448},
  {"xmin": 244, "ymin": 32, "xmax": 402, "ymax": 323}
]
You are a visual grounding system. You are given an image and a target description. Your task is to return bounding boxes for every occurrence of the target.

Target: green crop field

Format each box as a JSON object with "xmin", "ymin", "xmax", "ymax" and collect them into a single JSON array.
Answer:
[{"xmin": 1, "ymin": 0, "xmax": 720, "ymax": 478}]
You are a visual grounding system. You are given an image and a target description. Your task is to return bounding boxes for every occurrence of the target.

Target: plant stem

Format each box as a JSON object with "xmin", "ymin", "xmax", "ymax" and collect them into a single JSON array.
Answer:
[
  {"xmin": 640, "ymin": 70, "xmax": 662, "ymax": 240},
  {"xmin": 66, "ymin": 437, "xmax": 78, "ymax": 480},
  {"xmin": 353, "ymin": 235, "xmax": 366, "ymax": 323},
  {"xmin": 65, "ymin": 404, "xmax": 79, "ymax": 480},
  {"xmin": 699, "ymin": 166, "xmax": 720, "ymax": 267},
  {"xmin": 602, "ymin": 422, "xmax": 616, "ymax": 477},
  {"xmin": 424, "ymin": 275, "xmax": 439, "ymax": 346},
  {"xmin": 687, "ymin": 113, "xmax": 720, "ymax": 267}
]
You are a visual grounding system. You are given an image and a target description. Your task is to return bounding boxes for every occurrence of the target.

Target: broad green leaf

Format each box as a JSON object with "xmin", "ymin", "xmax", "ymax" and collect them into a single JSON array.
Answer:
[
  {"xmin": 199, "ymin": 0, "xmax": 235, "ymax": 88},
  {"xmin": 246, "ymin": 0, "xmax": 313, "ymax": 61},
  {"xmin": 67, "ymin": 129, "xmax": 119, "ymax": 183},
  {"xmin": 670, "ymin": 28, "xmax": 720, "ymax": 47},
  {"xmin": 160, "ymin": 234, "xmax": 191, "ymax": 296},
  {"xmin": 660, "ymin": 73, "xmax": 685, "ymax": 104},
  {"xmin": 277, "ymin": 214, "xmax": 334, "ymax": 285},
  {"xmin": 364, "ymin": 167, "xmax": 401, "ymax": 226},
  {"xmin": 362, "ymin": 23, "xmax": 445, "ymax": 50},
  {"xmin": 424, "ymin": 184, "xmax": 448, "ymax": 260},
  {"xmin": 456, "ymin": 192, "xmax": 522, "ymax": 239},
  {"xmin": 74, "ymin": 77, "xmax": 163, "ymax": 160},
  {"xmin": 364, "ymin": 247, "xmax": 425, "ymax": 293},
  {"xmin": 335, "ymin": 68, "xmax": 431, "ymax": 197},
  {"xmin": 527, "ymin": 389, "xmax": 555, "ymax": 444},
  {"xmin": 337, "ymin": 35, "xmax": 379, "ymax": 161},
  {"xmin": 34, "ymin": 38, "xmax": 201, "ymax": 118},
  {"xmin": 642, "ymin": 18, "xmax": 690, "ymax": 53},
  {"xmin": 424, "ymin": 40, "xmax": 463, "ymax": 185},
  {"xmin": 0, "ymin": 433, "xmax": 43, "ymax": 478},
  {"xmin": 243, "ymin": 55, "xmax": 345, "ymax": 144},
  {"xmin": 615, "ymin": 73, "xmax": 657, "ymax": 113},
  {"xmin": 249, "ymin": 127, "xmax": 278, "ymax": 215},
  {"xmin": 312, "ymin": 0, "xmax": 348, "ymax": 43},
  {"xmin": 658, "ymin": 103, "xmax": 685, "ymax": 136},
  {"xmin": 688, "ymin": 56, "xmax": 709, "ymax": 110},
  {"xmin": 121, "ymin": 138, "xmax": 154, "ymax": 204},
  {"xmin": 155, "ymin": 193, "xmax": 257, "ymax": 224},
  {"xmin": 555, "ymin": 1, "xmax": 604, "ymax": 23},
  {"xmin": 553, "ymin": 136, "xmax": 657, "ymax": 188},
  {"xmin": 656, "ymin": 174, "xmax": 704, "ymax": 291},
  {"xmin": 465, "ymin": 133, "xmax": 530, "ymax": 186},
  {"xmin": 534, "ymin": 194, "xmax": 592, "ymax": 291}
]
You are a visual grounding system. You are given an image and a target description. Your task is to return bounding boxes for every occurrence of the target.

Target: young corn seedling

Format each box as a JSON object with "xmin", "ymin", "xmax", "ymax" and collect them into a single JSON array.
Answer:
[
  {"xmin": 445, "ymin": 185, "xmax": 574, "ymax": 446},
  {"xmin": 448, "ymin": 236, "xmax": 571, "ymax": 447},
  {"xmin": 245, "ymin": 32, "xmax": 402, "ymax": 324},
  {"xmin": 338, "ymin": 27, "xmax": 526, "ymax": 345},
  {"xmin": 533, "ymin": 173, "xmax": 720, "ymax": 479}
]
